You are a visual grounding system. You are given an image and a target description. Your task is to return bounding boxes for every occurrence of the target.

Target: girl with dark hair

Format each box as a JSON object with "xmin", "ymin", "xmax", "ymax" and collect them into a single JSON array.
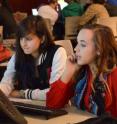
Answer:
[
  {"xmin": 61, "ymin": 24, "xmax": 117, "ymax": 117},
  {"xmin": 0, "ymin": 15, "xmax": 74, "ymax": 109}
]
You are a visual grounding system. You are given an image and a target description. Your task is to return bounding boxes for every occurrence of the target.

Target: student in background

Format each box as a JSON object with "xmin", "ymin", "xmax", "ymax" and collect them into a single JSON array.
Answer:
[
  {"xmin": 106, "ymin": 0, "xmax": 117, "ymax": 6},
  {"xmin": 0, "ymin": 15, "xmax": 74, "ymax": 109},
  {"xmin": 77, "ymin": 0, "xmax": 109, "ymax": 26},
  {"xmin": 0, "ymin": 0, "xmax": 17, "ymax": 39},
  {"xmin": 61, "ymin": 24, "xmax": 117, "ymax": 117},
  {"xmin": 104, "ymin": 1, "xmax": 117, "ymax": 16},
  {"xmin": 62, "ymin": 0, "xmax": 84, "ymax": 18},
  {"xmin": 38, "ymin": 0, "xmax": 58, "ymax": 28}
]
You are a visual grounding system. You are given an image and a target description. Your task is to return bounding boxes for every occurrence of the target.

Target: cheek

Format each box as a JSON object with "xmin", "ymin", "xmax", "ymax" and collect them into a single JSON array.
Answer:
[
  {"xmin": 84, "ymin": 49, "xmax": 96, "ymax": 64},
  {"xmin": 32, "ymin": 40, "xmax": 40, "ymax": 48}
]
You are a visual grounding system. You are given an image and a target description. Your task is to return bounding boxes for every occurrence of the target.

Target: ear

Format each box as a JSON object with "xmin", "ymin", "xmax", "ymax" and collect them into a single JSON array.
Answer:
[
  {"xmin": 96, "ymin": 51, "xmax": 100, "ymax": 56},
  {"xmin": 41, "ymin": 36, "xmax": 45, "ymax": 44}
]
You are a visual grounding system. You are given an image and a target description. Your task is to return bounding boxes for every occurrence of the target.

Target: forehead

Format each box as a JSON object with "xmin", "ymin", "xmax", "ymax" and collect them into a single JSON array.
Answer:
[
  {"xmin": 77, "ymin": 29, "xmax": 94, "ymax": 43},
  {"xmin": 21, "ymin": 32, "xmax": 36, "ymax": 38}
]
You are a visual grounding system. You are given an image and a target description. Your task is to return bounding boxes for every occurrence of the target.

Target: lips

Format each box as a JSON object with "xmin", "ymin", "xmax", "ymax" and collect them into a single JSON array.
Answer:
[
  {"xmin": 78, "ymin": 56, "xmax": 81, "ymax": 59},
  {"xmin": 76, "ymin": 54, "xmax": 81, "ymax": 60},
  {"xmin": 23, "ymin": 48, "xmax": 29, "ymax": 50}
]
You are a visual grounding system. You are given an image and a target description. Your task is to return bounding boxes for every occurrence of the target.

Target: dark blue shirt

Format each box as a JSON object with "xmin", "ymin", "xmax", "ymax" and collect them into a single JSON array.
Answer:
[{"xmin": 107, "ymin": 0, "xmax": 117, "ymax": 6}]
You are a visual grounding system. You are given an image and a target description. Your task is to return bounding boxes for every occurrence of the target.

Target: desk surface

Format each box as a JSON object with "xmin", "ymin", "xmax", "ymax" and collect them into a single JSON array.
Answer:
[
  {"xmin": 25, "ymin": 106, "xmax": 94, "ymax": 124},
  {"xmin": 10, "ymin": 96, "xmax": 94, "ymax": 124}
]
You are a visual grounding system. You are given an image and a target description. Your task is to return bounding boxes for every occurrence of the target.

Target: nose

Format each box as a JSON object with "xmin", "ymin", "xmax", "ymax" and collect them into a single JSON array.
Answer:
[{"xmin": 74, "ymin": 44, "xmax": 80, "ymax": 53}]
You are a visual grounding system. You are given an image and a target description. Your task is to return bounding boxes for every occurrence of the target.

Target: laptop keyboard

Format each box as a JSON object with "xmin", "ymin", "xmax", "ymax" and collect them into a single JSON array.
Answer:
[{"xmin": 12, "ymin": 101, "xmax": 68, "ymax": 119}]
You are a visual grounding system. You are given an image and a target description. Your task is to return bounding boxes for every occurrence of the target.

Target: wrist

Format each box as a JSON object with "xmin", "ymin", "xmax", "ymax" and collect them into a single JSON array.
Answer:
[
  {"xmin": 19, "ymin": 90, "xmax": 25, "ymax": 98},
  {"xmin": 61, "ymin": 74, "xmax": 73, "ymax": 83}
]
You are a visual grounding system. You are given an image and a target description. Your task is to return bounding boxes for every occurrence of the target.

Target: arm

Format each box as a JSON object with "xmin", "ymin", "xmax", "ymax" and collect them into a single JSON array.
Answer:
[
  {"xmin": 10, "ymin": 47, "xmax": 67, "ymax": 100},
  {"xmin": 0, "ymin": 55, "xmax": 16, "ymax": 96},
  {"xmin": 108, "ymin": 68, "xmax": 117, "ymax": 117},
  {"xmin": 46, "ymin": 55, "xmax": 81, "ymax": 108},
  {"xmin": 78, "ymin": 4, "xmax": 97, "ymax": 26}
]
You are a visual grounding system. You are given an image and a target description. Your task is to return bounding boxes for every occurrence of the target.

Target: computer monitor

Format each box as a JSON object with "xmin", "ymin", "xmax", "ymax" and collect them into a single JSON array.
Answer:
[
  {"xmin": 58, "ymin": 0, "xmax": 68, "ymax": 10},
  {"xmin": 32, "ymin": 8, "xmax": 38, "ymax": 16}
]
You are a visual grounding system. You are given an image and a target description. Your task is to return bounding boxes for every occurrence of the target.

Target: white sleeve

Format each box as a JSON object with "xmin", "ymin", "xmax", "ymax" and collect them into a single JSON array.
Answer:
[
  {"xmin": 49, "ymin": 47, "xmax": 67, "ymax": 84},
  {"xmin": 24, "ymin": 47, "xmax": 67, "ymax": 100},
  {"xmin": 0, "ymin": 55, "xmax": 16, "ymax": 96}
]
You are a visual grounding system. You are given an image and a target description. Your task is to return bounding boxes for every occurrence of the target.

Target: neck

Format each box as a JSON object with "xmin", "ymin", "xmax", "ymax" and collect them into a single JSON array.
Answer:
[
  {"xmin": 89, "ymin": 63, "xmax": 98, "ymax": 79},
  {"xmin": 32, "ymin": 52, "xmax": 39, "ymax": 59}
]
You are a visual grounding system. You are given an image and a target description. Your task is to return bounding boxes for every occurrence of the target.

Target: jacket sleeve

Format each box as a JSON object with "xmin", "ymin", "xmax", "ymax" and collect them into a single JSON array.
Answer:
[
  {"xmin": 46, "ymin": 79, "xmax": 74, "ymax": 109},
  {"xmin": 109, "ymin": 68, "xmax": 117, "ymax": 117},
  {"xmin": 0, "ymin": 55, "xmax": 16, "ymax": 96}
]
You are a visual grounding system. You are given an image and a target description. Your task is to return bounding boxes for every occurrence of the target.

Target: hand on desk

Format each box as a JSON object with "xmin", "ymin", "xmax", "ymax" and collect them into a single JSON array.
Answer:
[{"xmin": 10, "ymin": 90, "xmax": 21, "ymax": 98}]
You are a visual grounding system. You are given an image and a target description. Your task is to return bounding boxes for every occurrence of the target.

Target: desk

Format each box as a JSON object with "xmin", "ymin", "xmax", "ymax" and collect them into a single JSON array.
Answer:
[
  {"xmin": 25, "ymin": 106, "xmax": 94, "ymax": 124},
  {"xmin": 10, "ymin": 97, "xmax": 95, "ymax": 124}
]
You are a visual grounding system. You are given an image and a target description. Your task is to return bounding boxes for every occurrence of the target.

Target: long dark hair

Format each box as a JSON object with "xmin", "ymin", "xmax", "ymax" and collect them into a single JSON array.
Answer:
[
  {"xmin": 15, "ymin": 15, "xmax": 54, "ymax": 89},
  {"xmin": 92, "ymin": 0, "xmax": 105, "ymax": 4},
  {"xmin": 75, "ymin": 114, "xmax": 117, "ymax": 124}
]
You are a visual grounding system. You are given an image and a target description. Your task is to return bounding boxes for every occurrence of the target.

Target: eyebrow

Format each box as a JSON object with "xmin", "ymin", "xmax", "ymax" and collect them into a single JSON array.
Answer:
[{"xmin": 79, "ymin": 40, "xmax": 86, "ymax": 43}]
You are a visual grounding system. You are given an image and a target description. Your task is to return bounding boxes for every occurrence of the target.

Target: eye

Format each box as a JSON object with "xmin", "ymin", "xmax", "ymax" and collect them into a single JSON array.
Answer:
[
  {"xmin": 81, "ymin": 44, "xmax": 86, "ymax": 47},
  {"xmin": 25, "ymin": 36, "xmax": 32, "ymax": 41}
]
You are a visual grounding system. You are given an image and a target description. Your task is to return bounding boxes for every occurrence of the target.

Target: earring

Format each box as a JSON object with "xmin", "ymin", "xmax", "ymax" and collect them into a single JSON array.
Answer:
[
  {"xmin": 97, "ymin": 52, "xmax": 100, "ymax": 56},
  {"xmin": 41, "ymin": 36, "xmax": 45, "ymax": 44}
]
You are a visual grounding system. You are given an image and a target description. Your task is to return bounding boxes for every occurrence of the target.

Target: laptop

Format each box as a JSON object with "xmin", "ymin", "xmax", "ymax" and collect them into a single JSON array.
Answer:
[{"xmin": 9, "ymin": 96, "xmax": 68, "ymax": 119}]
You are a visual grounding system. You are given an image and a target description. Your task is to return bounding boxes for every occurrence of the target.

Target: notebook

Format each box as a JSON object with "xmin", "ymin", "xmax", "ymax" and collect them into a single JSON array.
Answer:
[
  {"xmin": 9, "ymin": 98, "xmax": 68, "ymax": 119},
  {"xmin": 0, "ymin": 89, "xmax": 27, "ymax": 124}
]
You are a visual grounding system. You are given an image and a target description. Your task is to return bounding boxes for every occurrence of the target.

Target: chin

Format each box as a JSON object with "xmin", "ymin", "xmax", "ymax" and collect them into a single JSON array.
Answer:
[
  {"xmin": 24, "ymin": 52, "xmax": 31, "ymax": 54},
  {"xmin": 77, "ymin": 61, "xmax": 85, "ymax": 66}
]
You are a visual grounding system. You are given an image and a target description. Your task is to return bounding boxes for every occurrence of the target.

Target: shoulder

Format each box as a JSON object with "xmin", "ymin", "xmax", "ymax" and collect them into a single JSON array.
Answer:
[
  {"xmin": 7, "ymin": 54, "xmax": 15, "ymax": 66},
  {"xmin": 51, "ymin": 45, "xmax": 67, "ymax": 61},
  {"xmin": 52, "ymin": 46, "xmax": 67, "ymax": 66},
  {"xmin": 47, "ymin": 45, "xmax": 67, "ymax": 58},
  {"xmin": 110, "ymin": 67, "xmax": 117, "ymax": 77},
  {"xmin": 88, "ymin": 4, "xmax": 103, "ymax": 9},
  {"xmin": 54, "ymin": 46, "xmax": 67, "ymax": 57}
]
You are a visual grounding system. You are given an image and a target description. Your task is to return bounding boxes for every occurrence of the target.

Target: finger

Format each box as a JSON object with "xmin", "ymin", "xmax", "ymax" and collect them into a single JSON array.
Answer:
[{"xmin": 68, "ymin": 54, "xmax": 77, "ymax": 63}]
